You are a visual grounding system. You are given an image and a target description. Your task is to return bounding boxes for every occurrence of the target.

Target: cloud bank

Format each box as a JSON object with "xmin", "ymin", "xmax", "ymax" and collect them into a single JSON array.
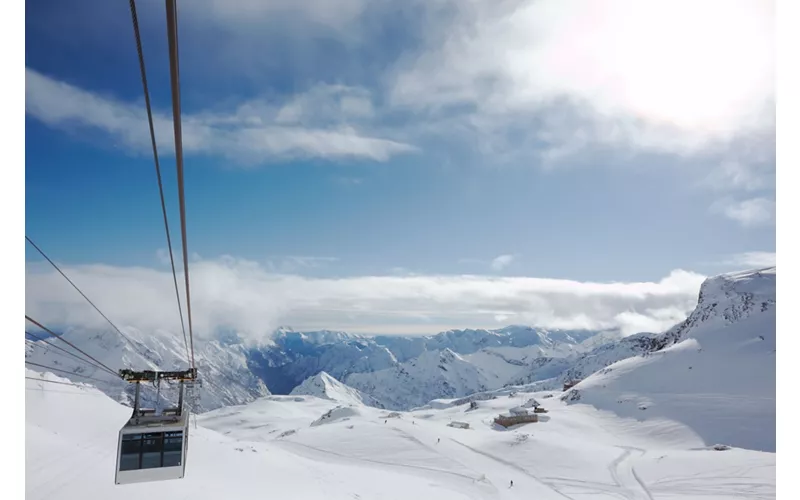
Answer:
[{"xmin": 26, "ymin": 256, "xmax": 706, "ymax": 339}]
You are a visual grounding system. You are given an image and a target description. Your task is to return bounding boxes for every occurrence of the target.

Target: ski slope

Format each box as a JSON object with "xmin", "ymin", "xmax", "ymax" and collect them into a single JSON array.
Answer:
[{"xmin": 26, "ymin": 368, "xmax": 775, "ymax": 499}]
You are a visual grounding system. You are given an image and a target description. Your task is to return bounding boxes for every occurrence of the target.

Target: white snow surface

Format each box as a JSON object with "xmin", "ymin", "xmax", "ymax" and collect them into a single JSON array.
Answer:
[{"xmin": 26, "ymin": 367, "xmax": 775, "ymax": 499}]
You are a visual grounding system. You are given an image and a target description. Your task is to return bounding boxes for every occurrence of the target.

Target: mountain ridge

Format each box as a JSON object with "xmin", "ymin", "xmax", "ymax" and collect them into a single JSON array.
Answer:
[{"xmin": 24, "ymin": 268, "xmax": 773, "ymax": 413}]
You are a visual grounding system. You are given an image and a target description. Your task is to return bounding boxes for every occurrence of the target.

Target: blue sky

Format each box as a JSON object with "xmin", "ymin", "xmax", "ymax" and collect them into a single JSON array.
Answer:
[{"xmin": 24, "ymin": 0, "xmax": 776, "ymax": 336}]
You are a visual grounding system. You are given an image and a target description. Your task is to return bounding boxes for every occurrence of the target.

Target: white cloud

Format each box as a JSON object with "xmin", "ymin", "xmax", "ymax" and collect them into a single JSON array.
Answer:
[
  {"xmin": 712, "ymin": 197, "xmax": 776, "ymax": 227},
  {"xmin": 614, "ymin": 306, "xmax": 691, "ymax": 336},
  {"xmin": 490, "ymin": 254, "xmax": 515, "ymax": 271},
  {"xmin": 273, "ymin": 84, "xmax": 375, "ymax": 125},
  {"xmin": 25, "ymin": 68, "xmax": 415, "ymax": 163},
  {"xmin": 722, "ymin": 251, "xmax": 776, "ymax": 269},
  {"xmin": 390, "ymin": 0, "xmax": 774, "ymax": 162},
  {"xmin": 25, "ymin": 256, "xmax": 706, "ymax": 338}
]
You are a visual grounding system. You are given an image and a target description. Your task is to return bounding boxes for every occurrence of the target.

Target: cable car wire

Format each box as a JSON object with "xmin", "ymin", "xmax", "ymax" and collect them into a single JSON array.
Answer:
[
  {"xmin": 29, "ymin": 7, "xmax": 202, "ymax": 486},
  {"xmin": 25, "ymin": 339, "xmax": 83, "ymax": 367},
  {"xmin": 165, "ymin": 0, "xmax": 196, "ymax": 372},
  {"xmin": 25, "ymin": 361, "xmax": 123, "ymax": 385},
  {"xmin": 26, "ymin": 333, "xmax": 120, "ymax": 378},
  {"xmin": 25, "ymin": 316, "xmax": 122, "ymax": 378},
  {"xmin": 26, "ymin": 330, "xmax": 119, "ymax": 377},
  {"xmin": 25, "ymin": 236, "xmax": 148, "ymax": 360},
  {"xmin": 128, "ymin": 0, "xmax": 191, "ymax": 369}
]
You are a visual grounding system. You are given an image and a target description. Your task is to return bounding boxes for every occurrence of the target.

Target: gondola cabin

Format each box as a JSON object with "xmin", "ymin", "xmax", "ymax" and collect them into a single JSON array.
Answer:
[
  {"xmin": 115, "ymin": 408, "xmax": 189, "ymax": 484},
  {"xmin": 115, "ymin": 370, "xmax": 196, "ymax": 485}
]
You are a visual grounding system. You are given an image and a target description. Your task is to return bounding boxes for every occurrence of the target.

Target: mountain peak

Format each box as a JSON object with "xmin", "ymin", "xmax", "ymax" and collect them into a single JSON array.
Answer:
[
  {"xmin": 440, "ymin": 348, "xmax": 459, "ymax": 362},
  {"xmin": 289, "ymin": 371, "xmax": 385, "ymax": 408},
  {"xmin": 690, "ymin": 266, "xmax": 776, "ymax": 332}
]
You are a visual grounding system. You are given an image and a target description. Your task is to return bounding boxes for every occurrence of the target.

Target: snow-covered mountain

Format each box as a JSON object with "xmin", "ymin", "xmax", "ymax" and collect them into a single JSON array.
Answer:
[
  {"xmin": 26, "ymin": 268, "xmax": 773, "ymax": 414},
  {"xmin": 24, "ymin": 323, "xmax": 607, "ymax": 411},
  {"xmin": 344, "ymin": 348, "xmax": 496, "ymax": 410},
  {"xmin": 290, "ymin": 371, "xmax": 385, "ymax": 408},
  {"xmin": 373, "ymin": 326, "xmax": 602, "ymax": 362},
  {"xmin": 651, "ymin": 266, "xmax": 776, "ymax": 350},
  {"xmin": 245, "ymin": 329, "xmax": 400, "ymax": 395},
  {"xmin": 560, "ymin": 267, "xmax": 776, "ymax": 452},
  {"xmin": 505, "ymin": 332, "xmax": 661, "ymax": 392},
  {"xmin": 504, "ymin": 268, "xmax": 777, "ymax": 397},
  {"xmin": 343, "ymin": 340, "xmax": 597, "ymax": 410},
  {"xmin": 246, "ymin": 326, "xmax": 605, "ymax": 396},
  {"xmin": 24, "ymin": 327, "xmax": 271, "ymax": 412}
]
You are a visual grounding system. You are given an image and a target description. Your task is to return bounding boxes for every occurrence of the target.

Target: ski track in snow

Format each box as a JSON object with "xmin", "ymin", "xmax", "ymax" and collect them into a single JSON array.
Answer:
[
  {"xmin": 277, "ymin": 438, "xmax": 481, "ymax": 483},
  {"xmin": 273, "ymin": 437, "xmax": 501, "ymax": 500},
  {"xmin": 446, "ymin": 437, "xmax": 575, "ymax": 499},
  {"xmin": 606, "ymin": 447, "xmax": 653, "ymax": 500}
]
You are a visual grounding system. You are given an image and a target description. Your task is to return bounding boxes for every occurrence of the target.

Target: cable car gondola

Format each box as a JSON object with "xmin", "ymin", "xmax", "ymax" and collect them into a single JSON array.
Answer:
[{"xmin": 115, "ymin": 369, "xmax": 196, "ymax": 485}]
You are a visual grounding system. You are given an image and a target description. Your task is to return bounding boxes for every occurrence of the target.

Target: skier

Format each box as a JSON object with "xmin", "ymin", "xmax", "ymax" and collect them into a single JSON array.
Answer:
[
  {"xmin": 437, "ymin": 438, "xmax": 440, "ymax": 444},
  {"xmin": 510, "ymin": 480, "xmax": 514, "ymax": 488}
]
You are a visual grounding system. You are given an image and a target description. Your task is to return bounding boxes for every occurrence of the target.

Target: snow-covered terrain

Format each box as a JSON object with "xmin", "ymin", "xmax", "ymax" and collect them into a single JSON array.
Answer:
[
  {"xmin": 561, "ymin": 267, "xmax": 776, "ymax": 452},
  {"xmin": 26, "ymin": 366, "xmax": 775, "ymax": 499},
  {"xmin": 24, "ymin": 267, "xmax": 777, "ymax": 498}
]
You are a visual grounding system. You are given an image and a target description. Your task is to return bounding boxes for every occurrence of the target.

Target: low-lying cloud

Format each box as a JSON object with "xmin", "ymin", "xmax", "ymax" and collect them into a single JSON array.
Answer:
[{"xmin": 26, "ymin": 256, "xmax": 706, "ymax": 339}]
